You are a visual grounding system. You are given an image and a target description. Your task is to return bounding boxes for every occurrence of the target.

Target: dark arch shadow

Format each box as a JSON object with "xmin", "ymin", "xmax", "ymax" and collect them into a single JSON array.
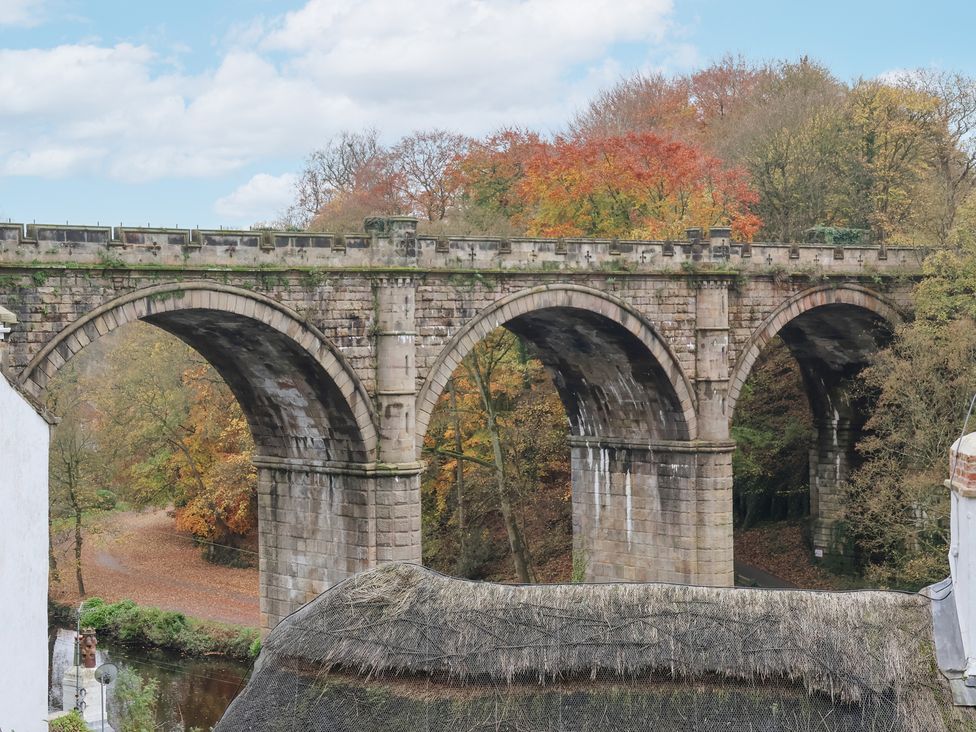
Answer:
[
  {"xmin": 416, "ymin": 284, "xmax": 697, "ymax": 447},
  {"xmin": 20, "ymin": 281, "xmax": 377, "ymax": 464}
]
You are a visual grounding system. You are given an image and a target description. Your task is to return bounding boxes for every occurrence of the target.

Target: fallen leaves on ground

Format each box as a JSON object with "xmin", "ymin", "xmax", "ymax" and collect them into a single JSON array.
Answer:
[{"xmin": 50, "ymin": 508, "xmax": 259, "ymax": 627}]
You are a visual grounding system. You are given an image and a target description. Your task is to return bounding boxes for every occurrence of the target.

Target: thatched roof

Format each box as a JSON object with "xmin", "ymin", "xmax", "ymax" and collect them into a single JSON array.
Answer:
[{"xmin": 218, "ymin": 564, "xmax": 970, "ymax": 731}]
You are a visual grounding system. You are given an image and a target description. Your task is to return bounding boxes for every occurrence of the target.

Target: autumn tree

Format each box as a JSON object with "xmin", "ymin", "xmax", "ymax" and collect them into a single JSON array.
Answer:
[
  {"xmin": 171, "ymin": 364, "xmax": 257, "ymax": 563},
  {"xmin": 89, "ymin": 327, "xmax": 196, "ymax": 507},
  {"xmin": 49, "ymin": 323, "xmax": 258, "ymax": 565},
  {"xmin": 91, "ymin": 327, "xmax": 257, "ymax": 562},
  {"xmin": 389, "ymin": 129, "xmax": 471, "ymax": 223},
  {"xmin": 902, "ymin": 70, "xmax": 976, "ymax": 244},
  {"xmin": 570, "ymin": 57, "xmax": 765, "ymax": 149},
  {"xmin": 423, "ymin": 329, "xmax": 570, "ymax": 582},
  {"xmin": 691, "ymin": 55, "xmax": 767, "ymax": 129},
  {"xmin": 289, "ymin": 129, "xmax": 472, "ymax": 231},
  {"xmin": 48, "ymin": 369, "xmax": 104, "ymax": 597},
  {"xmin": 452, "ymin": 127, "xmax": 544, "ymax": 234},
  {"xmin": 570, "ymin": 72, "xmax": 696, "ymax": 142},
  {"xmin": 844, "ymin": 228, "xmax": 976, "ymax": 588},
  {"xmin": 844, "ymin": 319, "xmax": 976, "ymax": 588},
  {"xmin": 717, "ymin": 59, "xmax": 852, "ymax": 242},
  {"xmin": 843, "ymin": 80, "xmax": 938, "ymax": 243},
  {"xmin": 288, "ymin": 129, "xmax": 386, "ymax": 228},
  {"xmin": 308, "ymin": 151, "xmax": 404, "ymax": 232},
  {"xmin": 517, "ymin": 132, "xmax": 761, "ymax": 240}
]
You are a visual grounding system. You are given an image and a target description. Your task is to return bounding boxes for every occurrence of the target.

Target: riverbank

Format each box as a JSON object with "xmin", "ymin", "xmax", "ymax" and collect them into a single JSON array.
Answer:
[{"xmin": 50, "ymin": 596, "xmax": 259, "ymax": 661}]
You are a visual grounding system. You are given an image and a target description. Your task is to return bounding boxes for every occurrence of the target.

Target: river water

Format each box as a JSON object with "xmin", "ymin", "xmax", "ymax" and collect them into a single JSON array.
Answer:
[{"xmin": 49, "ymin": 627, "xmax": 252, "ymax": 730}]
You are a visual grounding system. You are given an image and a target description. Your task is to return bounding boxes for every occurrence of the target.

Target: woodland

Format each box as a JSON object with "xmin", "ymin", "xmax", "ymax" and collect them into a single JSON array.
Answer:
[{"xmin": 47, "ymin": 57, "xmax": 976, "ymax": 593}]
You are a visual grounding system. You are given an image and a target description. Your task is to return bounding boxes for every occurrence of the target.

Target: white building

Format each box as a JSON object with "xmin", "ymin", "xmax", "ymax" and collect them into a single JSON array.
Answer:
[{"xmin": 0, "ymin": 305, "xmax": 51, "ymax": 732}]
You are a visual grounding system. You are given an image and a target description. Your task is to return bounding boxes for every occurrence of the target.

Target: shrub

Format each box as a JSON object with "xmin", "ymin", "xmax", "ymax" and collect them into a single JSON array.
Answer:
[
  {"xmin": 113, "ymin": 667, "xmax": 159, "ymax": 732},
  {"xmin": 78, "ymin": 596, "xmax": 112, "ymax": 628},
  {"xmin": 49, "ymin": 710, "xmax": 88, "ymax": 732},
  {"xmin": 95, "ymin": 488, "xmax": 118, "ymax": 510},
  {"xmin": 79, "ymin": 597, "xmax": 260, "ymax": 660}
]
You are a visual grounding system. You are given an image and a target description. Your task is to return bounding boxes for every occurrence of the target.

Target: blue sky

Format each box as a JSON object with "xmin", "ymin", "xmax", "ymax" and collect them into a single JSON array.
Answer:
[{"xmin": 0, "ymin": 0, "xmax": 973, "ymax": 229}]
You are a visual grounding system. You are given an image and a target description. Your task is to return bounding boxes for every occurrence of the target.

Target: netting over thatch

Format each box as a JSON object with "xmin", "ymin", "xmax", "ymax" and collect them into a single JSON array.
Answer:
[{"xmin": 217, "ymin": 564, "xmax": 970, "ymax": 731}]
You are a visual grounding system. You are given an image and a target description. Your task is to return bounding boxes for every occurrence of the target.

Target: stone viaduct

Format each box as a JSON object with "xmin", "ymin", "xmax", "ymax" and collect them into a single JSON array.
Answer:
[{"xmin": 0, "ymin": 217, "xmax": 921, "ymax": 630}]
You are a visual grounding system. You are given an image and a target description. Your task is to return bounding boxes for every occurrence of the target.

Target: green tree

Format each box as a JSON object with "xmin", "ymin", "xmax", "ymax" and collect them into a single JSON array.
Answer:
[
  {"xmin": 50, "ymin": 710, "xmax": 89, "ymax": 732},
  {"xmin": 845, "ymin": 319, "xmax": 976, "ymax": 587},
  {"xmin": 719, "ymin": 59, "xmax": 852, "ymax": 242},
  {"xmin": 48, "ymin": 365, "xmax": 104, "ymax": 597},
  {"xmin": 845, "ymin": 228, "xmax": 976, "ymax": 587},
  {"xmin": 731, "ymin": 338, "xmax": 815, "ymax": 528}
]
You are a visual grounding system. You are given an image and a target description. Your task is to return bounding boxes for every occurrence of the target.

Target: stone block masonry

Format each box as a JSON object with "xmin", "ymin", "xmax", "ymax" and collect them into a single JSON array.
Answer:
[{"xmin": 0, "ymin": 217, "xmax": 919, "ymax": 631}]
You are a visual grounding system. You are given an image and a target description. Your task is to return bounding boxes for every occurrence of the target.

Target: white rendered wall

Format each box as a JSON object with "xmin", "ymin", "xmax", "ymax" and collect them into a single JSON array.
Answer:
[
  {"xmin": 0, "ymin": 374, "xmax": 50, "ymax": 732},
  {"xmin": 950, "ymin": 489, "xmax": 976, "ymax": 670}
]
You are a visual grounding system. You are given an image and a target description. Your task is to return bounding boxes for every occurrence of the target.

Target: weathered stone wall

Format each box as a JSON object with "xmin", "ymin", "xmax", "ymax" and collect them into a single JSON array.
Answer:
[
  {"xmin": 414, "ymin": 273, "xmax": 701, "ymax": 405},
  {"xmin": 0, "ymin": 217, "xmax": 921, "ymax": 630},
  {"xmin": 809, "ymin": 422, "xmax": 858, "ymax": 557},
  {"xmin": 0, "ymin": 270, "xmax": 378, "ymax": 396},
  {"xmin": 257, "ymin": 467, "xmax": 372, "ymax": 629},
  {"xmin": 570, "ymin": 441, "xmax": 732, "ymax": 586}
]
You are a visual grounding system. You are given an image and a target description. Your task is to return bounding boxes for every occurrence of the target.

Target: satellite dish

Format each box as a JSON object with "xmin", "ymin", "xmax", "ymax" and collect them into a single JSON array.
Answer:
[{"xmin": 94, "ymin": 663, "xmax": 118, "ymax": 685}]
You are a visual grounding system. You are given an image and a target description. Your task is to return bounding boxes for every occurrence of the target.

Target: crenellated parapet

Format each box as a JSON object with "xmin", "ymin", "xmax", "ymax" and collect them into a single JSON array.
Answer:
[{"xmin": 0, "ymin": 219, "xmax": 925, "ymax": 274}]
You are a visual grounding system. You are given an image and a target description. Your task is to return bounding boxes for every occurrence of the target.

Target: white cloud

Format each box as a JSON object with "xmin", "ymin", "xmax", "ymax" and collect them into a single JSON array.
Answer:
[
  {"xmin": 0, "ymin": 0, "xmax": 682, "ymax": 182},
  {"xmin": 0, "ymin": 0, "xmax": 46, "ymax": 27},
  {"xmin": 262, "ymin": 0, "xmax": 674, "ymax": 120},
  {"xmin": 0, "ymin": 146, "xmax": 104, "ymax": 177},
  {"xmin": 214, "ymin": 172, "xmax": 297, "ymax": 223}
]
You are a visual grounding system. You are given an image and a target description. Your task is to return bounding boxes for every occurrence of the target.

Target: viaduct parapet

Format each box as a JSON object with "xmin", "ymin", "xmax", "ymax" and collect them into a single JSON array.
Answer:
[
  {"xmin": 0, "ymin": 218, "xmax": 923, "ymax": 274},
  {"xmin": 0, "ymin": 217, "xmax": 921, "ymax": 630}
]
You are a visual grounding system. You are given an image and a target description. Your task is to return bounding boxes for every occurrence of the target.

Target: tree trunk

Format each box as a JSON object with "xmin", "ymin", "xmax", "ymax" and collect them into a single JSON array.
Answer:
[
  {"xmin": 448, "ymin": 378, "xmax": 466, "ymax": 563},
  {"xmin": 467, "ymin": 358, "xmax": 534, "ymax": 583},
  {"xmin": 741, "ymin": 492, "xmax": 760, "ymax": 530},
  {"xmin": 48, "ymin": 520, "xmax": 60, "ymax": 585},
  {"xmin": 73, "ymin": 506, "xmax": 85, "ymax": 597}
]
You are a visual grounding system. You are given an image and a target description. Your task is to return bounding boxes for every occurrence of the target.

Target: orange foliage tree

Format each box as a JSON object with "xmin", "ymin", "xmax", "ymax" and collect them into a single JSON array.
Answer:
[
  {"xmin": 516, "ymin": 132, "xmax": 761, "ymax": 240},
  {"xmin": 452, "ymin": 128, "xmax": 545, "ymax": 231},
  {"xmin": 171, "ymin": 364, "xmax": 257, "ymax": 562}
]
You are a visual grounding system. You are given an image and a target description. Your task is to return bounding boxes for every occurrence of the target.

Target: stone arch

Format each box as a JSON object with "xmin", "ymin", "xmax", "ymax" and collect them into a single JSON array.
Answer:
[
  {"xmin": 726, "ymin": 283, "xmax": 903, "ymax": 561},
  {"xmin": 727, "ymin": 283, "xmax": 903, "ymax": 421},
  {"xmin": 416, "ymin": 284, "xmax": 698, "ymax": 447},
  {"xmin": 21, "ymin": 281, "xmax": 377, "ymax": 463}
]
